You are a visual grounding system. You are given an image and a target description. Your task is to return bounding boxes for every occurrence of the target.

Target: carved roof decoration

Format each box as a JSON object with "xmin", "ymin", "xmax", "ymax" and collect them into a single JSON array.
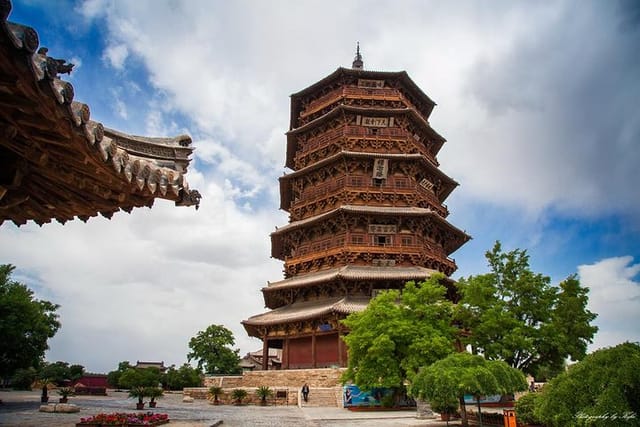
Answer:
[
  {"xmin": 289, "ymin": 67, "xmax": 436, "ymax": 130},
  {"xmin": 0, "ymin": 0, "xmax": 200, "ymax": 226},
  {"xmin": 278, "ymin": 150, "xmax": 458, "ymax": 210},
  {"xmin": 285, "ymin": 104, "xmax": 446, "ymax": 169}
]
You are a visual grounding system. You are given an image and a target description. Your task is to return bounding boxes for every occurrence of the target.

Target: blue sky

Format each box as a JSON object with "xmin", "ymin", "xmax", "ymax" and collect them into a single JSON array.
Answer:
[{"xmin": 1, "ymin": 0, "xmax": 639, "ymax": 374}]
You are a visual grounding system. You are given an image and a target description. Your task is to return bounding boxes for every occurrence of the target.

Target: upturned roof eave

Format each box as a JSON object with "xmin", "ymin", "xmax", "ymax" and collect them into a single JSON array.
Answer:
[{"xmin": 0, "ymin": 2, "xmax": 201, "ymax": 225}]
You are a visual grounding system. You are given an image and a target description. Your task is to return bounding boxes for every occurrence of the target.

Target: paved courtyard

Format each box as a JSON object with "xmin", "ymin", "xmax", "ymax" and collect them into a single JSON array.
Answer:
[{"xmin": 0, "ymin": 390, "xmax": 460, "ymax": 426}]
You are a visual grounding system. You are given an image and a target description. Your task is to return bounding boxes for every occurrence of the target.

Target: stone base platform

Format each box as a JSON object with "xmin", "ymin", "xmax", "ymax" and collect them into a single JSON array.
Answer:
[{"xmin": 39, "ymin": 403, "xmax": 80, "ymax": 413}]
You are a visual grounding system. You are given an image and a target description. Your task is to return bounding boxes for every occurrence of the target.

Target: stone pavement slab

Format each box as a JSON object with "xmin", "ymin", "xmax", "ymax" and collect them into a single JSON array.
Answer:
[{"xmin": 0, "ymin": 390, "xmax": 460, "ymax": 426}]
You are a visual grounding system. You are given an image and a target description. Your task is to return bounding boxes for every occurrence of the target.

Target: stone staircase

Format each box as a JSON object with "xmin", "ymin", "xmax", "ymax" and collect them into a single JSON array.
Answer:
[{"xmin": 300, "ymin": 386, "xmax": 342, "ymax": 407}]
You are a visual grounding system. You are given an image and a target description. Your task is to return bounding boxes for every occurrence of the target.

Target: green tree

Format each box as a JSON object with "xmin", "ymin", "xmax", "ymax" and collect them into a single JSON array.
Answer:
[
  {"xmin": 455, "ymin": 242, "xmax": 598, "ymax": 377},
  {"xmin": 68, "ymin": 364, "xmax": 85, "ymax": 382},
  {"xmin": 411, "ymin": 352, "xmax": 527, "ymax": 426},
  {"xmin": 118, "ymin": 367, "xmax": 161, "ymax": 389},
  {"xmin": 0, "ymin": 264, "xmax": 61, "ymax": 379},
  {"xmin": 514, "ymin": 392, "xmax": 542, "ymax": 426},
  {"xmin": 10, "ymin": 367, "xmax": 37, "ymax": 390},
  {"xmin": 107, "ymin": 361, "xmax": 132, "ymax": 389},
  {"xmin": 342, "ymin": 274, "xmax": 457, "ymax": 390},
  {"xmin": 534, "ymin": 342, "xmax": 640, "ymax": 427},
  {"xmin": 162, "ymin": 363, "xmax": 202, "ymax": 390},
  {"xmin": 187, "ymin": 324, "xmax": 241, "ymax": 375},
  {"xmin": 39, "ymin": 361, "xmax": 85, "ymax": 386}
]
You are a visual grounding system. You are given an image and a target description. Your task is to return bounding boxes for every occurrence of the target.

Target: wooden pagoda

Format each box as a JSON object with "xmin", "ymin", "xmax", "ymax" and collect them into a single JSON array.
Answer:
[
  {"xmin": 243, "ymin": 47, "xmax": 470, "ymax": 370},
  {"xmin": 0, "ymin": 0, "xmax": 200, "ymax": 227}
]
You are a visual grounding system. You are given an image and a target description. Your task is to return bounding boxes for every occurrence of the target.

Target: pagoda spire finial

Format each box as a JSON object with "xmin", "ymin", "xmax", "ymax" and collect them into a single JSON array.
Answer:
[{"xmin": 352, "ymin": 42, "xmax": 363, "ymax": 70}]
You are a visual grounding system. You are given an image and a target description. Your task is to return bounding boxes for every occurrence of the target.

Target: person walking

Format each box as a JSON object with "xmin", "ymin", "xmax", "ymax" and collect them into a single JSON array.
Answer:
[{"xmin": 301, "ymin": 383, "xmax": 310, "ymax": 402}]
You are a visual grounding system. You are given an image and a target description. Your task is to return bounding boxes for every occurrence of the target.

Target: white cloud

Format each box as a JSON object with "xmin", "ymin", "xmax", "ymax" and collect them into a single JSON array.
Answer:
[
  {"xmin": 76, "ymin": 0, "xmax": 109, "ymax": 20},
  {"xmin": 102, "ymin": 43, "xmax": 129, "ymax": 70},
  {"xmin": 580, "ymin": 256, "xmax": 640, "ymax": 351}
]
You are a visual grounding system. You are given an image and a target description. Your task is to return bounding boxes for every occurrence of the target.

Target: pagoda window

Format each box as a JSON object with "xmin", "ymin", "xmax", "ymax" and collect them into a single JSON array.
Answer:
[
  {"xmin": 349, "ymin": 176, "xmax": 364, "ymax": 187},
  {"xmin": 394, "ymin": 177, "xmax": 409, "ymax": 188},
  {"xmin": 401, "ymin": 236, "xmax": 414, "ymax": 246},
  {"xmin": 373, "ymin": 178, "xmax": 385, "ymax": 187},
  {"xmin": 374, "ymin": 235, "xmax": 392, "ymax": 246},
  {"xmin": 351, "ymin": 234, "xmax": 365, "ymax": 245},
  {"xmin": 367, "ymin": 128, "xmax": 379, "ymax": 136}
]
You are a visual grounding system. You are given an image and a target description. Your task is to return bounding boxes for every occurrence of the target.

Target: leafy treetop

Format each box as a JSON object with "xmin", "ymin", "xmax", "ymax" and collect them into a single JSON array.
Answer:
[
  {"xmin": 187, "ymin": 324, "xmax": 241, "ymax": 375},
  {"xmin": 118, "ymin": 367, "xmax": 162, "ymax": 389},
  {"xmin": 0, "ymin": 264, "xmax": 60, "ymax": 378},
  {"xmin": 455, "ymin": 241, "xmax": 598, "ymax": 378},
  {"xmin": 341, "ymin": 274, "xmax": 457, "ymax": 390},
  {"xmin": 411, "ymin": 352, "xmax": 527, "ymax": 424},
  {"xmin": 533, "ymin": 341, "xmax": 640, "ymax": 427}
]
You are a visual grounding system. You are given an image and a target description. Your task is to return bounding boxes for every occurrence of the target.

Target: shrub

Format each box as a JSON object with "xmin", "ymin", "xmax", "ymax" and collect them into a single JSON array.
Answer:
[
  {"xmin": 515, "ymin": 392, "xmax": 542, "ymax": 425},
  {"xmin": 208, "ymin": 386, "xmax": 223, "ymax": 403},
  {"xmin": 10, "ymin": 367, "xmax": 37, "ymax": 390},
  {"xmin": 534, "ymin": 342, "xmax": 640, "ymax": 427},
  {"xmin": 380, "ymin": 393, "xmax": 395, "ymax": 408},
  {"xmin": 256, "ymin": 386, "xmax": 273, "ymax": 405},
  {"xmin": 231, "ymin": 388, "xmax": 248, "ymax": 405}
]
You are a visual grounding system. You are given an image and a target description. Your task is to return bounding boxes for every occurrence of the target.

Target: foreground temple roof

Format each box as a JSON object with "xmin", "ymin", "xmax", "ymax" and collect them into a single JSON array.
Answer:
[{"xmin": 0, "ymin": 0, "xmax": 200, "ymax": 226}]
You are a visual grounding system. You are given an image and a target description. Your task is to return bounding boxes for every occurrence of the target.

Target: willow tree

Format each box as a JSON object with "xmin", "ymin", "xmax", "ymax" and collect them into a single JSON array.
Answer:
[{"xmin": 411, "ymin": 352, "xmax": 527, "ymax": 427}]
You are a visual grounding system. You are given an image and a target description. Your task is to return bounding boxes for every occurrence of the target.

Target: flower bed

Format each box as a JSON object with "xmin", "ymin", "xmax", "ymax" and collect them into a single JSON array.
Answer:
[{"xmin": 77, "ymin": 412, "xmax": 169, "ymax": 426}]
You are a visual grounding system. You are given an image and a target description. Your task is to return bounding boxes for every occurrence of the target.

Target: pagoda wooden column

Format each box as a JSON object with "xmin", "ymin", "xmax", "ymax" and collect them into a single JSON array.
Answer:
[
  {"xmin": 285, "ymin": 337, "xmax": 290, "ymax": 369},
  {"xmin": 311, "ymin": 332, "xmax": 316, "ymax": 368},
  {"xmin": 338, "ymin": 328, "xmax": 344, "ymax": 367},
  {"xmin": 262, "ymin": 336, "xmax": 269, "ymax": 370}
]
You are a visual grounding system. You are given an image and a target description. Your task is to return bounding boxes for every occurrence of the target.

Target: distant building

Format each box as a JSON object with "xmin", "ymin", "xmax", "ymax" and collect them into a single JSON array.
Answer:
[
  {"xmin": 73, "ymin": 373, "xmax": 109, "ymax": 395},
  {"xmin": 239, "ymin": 348, "xmax": 282, "ymax": 371},
  {"xmin": 134, "ymin": 361, "xmax": 167, "ymax": 372},
  {"xmin": 243, "ymin": 46, "xmax": 470, "ymax": 369}
]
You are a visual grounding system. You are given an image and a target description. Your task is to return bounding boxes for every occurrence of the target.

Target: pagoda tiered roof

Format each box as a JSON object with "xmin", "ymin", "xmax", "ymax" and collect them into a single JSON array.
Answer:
[
  {"xmin": 242, "ymin": 295, "xmax": 370, "ymax": 335},
  {"xmin": 278, "ymin": 150, "xmax": 458, "ymax": 210},
  {"xmin": 289, "ymin": 67, "xmax": 437, "ymax": 129},
  {"xmin": 264, "ymin": 265, "xmax": 442, "ymax": 291},
  {"xmin": 243, "ymin": 51, "xmax": 470, "ymax": 368},
  {"xmin": 271, "ymin": 205, "xmax": 470, "ymax": 257},
  {"xmin": 0, "ymin": 0, "xmax": 200, "ymax": 226},
  {"xmin": 285, "ymin": 104, "xmax": 446, "ymax": 169},
  {"xmin": 260, "ymin": 265, "xmax": 447, "ymax": 309}
]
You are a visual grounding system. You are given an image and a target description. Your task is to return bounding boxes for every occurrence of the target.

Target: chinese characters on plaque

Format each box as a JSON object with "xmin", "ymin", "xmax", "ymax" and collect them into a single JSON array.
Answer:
[
  {"xmin": 372, "ymin": 158, "xmax": 388, "ymax": 180},
  {"xmin": 368, "ymin": 224, "xmax": 397, "ymax": 234}
]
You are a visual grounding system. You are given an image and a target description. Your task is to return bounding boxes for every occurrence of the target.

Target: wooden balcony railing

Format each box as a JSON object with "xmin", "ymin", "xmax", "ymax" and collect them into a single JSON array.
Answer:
[
  {"xmin": 291, "ymin": 178, "xmax": 448, "ymax": 217},
  {"xmin": 301, "ymin": 86, "xmax": 413, "ymax": 119},
  {"xmin": 284, "ymin": 237, "xmax": 455, "ymax": 267}
]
